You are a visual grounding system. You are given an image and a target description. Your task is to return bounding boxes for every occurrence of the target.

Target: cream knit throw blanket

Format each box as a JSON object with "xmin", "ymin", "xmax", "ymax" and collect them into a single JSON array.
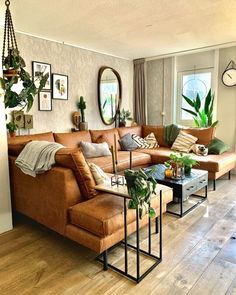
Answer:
[{"xmin": 15, "ymin": 141, "xmax": 64, "ymax": 177}]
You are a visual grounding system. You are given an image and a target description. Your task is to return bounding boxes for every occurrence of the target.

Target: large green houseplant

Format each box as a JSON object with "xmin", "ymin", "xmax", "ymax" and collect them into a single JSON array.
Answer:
[
  {"xmin": 1, "ymin": 49, "xmax": 49, "ymax": 112},
  {"xmin": 182, "ymin": 89, "xmax": 218, "ymax": 128},
  {"xmin": 124, "ymin": 168, "xmax": 157, "ymax": 219}
]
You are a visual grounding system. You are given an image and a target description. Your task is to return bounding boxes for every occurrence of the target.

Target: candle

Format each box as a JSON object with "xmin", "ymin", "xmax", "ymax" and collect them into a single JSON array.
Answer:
[
  {"xmin": 111, "ymin": 145, "xmax": 116, "ymax": 174},
  {"xmin": 114, "ymin": 134, "xmax": 118, "ymax": 164}
]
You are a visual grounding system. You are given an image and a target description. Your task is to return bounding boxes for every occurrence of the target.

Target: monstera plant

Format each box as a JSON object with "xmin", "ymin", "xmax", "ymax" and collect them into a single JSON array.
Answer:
[
  {"xmin": 182, "ymin": 89, "xmax": 218, "ymax": 128},
  {"xmin": 1, "ymin": 49, "xmax": 48, "ymax": 112}
]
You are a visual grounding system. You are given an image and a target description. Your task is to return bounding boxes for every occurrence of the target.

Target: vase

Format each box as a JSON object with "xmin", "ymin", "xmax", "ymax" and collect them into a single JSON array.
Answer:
[
  {"xmin": 172, "ymin": 164, "xmax": 185, "ymax": 179},
  {"xmin": 79, "ymin": 122, "xmax": 88, "ymax": 131},
  {"xmin": 184, "ymin": 166, "xmax": 192, "ymax": 175}
]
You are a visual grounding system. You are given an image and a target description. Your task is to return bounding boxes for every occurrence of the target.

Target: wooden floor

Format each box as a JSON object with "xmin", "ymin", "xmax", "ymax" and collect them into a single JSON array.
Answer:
[{"xmin": 0, "ymin": 176, "xmax": 236, "ymax": 295}]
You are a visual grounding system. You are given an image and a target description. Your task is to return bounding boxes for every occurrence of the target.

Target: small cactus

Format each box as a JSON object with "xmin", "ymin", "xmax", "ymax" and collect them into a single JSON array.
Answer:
[{"xmin": 77, "ymin": 96, "xmax": 86, "ymax": 122}]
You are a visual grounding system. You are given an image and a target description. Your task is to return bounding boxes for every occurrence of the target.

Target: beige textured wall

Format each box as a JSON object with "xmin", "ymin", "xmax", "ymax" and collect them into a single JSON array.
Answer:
[
  {"xmin": 9, "ymin": 32, "xmax": 133, "ymax": 133},
  {"xmin": 146, "ymin": 57, "xmax": 173, "ymax": 125}
]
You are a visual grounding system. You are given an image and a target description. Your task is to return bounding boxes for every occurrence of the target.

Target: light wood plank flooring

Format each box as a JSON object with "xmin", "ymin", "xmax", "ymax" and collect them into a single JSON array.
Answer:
[{"xmin": 0, "ymin": 176, "xmax": 236, "ymax": 295}]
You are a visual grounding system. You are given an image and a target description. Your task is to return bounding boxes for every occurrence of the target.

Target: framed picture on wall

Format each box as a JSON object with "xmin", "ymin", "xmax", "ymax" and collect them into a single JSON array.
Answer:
[
  {"xmin": 38, "ymin": 91, "xmax": 52, "ymax": 111},
  {"xmin": 52, "ymin": 73, "xmax": 68, "ymax": 100},
  {"xmin": 32, "ymin": 61, "xmax": 51, "ymax": 90}
]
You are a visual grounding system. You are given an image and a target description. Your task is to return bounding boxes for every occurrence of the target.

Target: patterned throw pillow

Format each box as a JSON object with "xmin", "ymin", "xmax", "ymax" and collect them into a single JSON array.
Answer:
[
  {"xmin": 88, "ymin": 163, "xmax": 110, "ymax": 185},
  {"xmin": 144, "ymin": 132, "xmax": 159, "ymax": 148},
  {"xmin": 132, "ymin": 134, "xmax": 150, "ymax": 148},
  {"xmin": 171, "ymin": 131, "xmax": 198, "ymax": 153}
]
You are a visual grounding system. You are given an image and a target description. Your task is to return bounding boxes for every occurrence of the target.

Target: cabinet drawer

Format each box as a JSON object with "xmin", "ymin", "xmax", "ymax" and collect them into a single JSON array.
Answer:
[
  {"xmin": 183, "ymin": 182, "xmax": 196, "ymax": 196},
  {"xmin": 197, "ymin": 174, "xmax": 208, "ymax": 190}
]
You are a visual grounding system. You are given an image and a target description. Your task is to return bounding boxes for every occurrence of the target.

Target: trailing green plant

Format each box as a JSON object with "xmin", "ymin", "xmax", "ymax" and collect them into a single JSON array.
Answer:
[
  {"xmin": 182, "ymin": 89, "xmax": 218, "ymax": 128},
  {"xmin": 0, "ymin": 49, "xmax": 49, "ymax": 112},
  {"xmin": 124, "ymin": 168, "xmax": 157, "ymax": 219},
  {"xmin": 77, "ymin": 96, "xmax": 86, "ymax": 122},
  {"xmin": 6, "ymin": 121, "xmax": 18, "ymax": 132},
  {"xmin": 119, "ymin": 108, "xmax": 133, "ymax": 124}
]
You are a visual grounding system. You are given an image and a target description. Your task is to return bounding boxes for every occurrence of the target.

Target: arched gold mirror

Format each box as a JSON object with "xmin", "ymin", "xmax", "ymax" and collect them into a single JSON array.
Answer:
[{"xmin": 98, "ymin": 66, "xmax": 122, "ymax": 125}]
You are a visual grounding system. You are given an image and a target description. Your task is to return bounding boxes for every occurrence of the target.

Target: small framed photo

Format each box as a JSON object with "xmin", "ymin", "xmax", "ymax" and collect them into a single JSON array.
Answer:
[
  {"xmin": 38, "ymin": 91, "xmax": 52, "ymax": 111},
  {"xmin": 52, "ymin": 73, "xmax": 68, "ymax": 100},
  {"xmin": 32, "ymin": 61, "xmax": 51, "ymax": 90}
]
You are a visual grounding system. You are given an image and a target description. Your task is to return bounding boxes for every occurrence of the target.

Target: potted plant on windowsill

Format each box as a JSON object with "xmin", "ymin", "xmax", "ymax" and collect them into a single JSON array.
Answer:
[
  {"xmin": 6, "ymin": 121, "xmax": 18, "ymax": 137},
  {"xmin": 119, "ymin": 108, "xmax": 133, "ymax": 127}
]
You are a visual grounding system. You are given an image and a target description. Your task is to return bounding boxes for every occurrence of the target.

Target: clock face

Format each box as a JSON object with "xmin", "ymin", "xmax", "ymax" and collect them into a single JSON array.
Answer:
[{"xmin": 222, "ymin": 68, "xmax": 236, "ymax": 87}]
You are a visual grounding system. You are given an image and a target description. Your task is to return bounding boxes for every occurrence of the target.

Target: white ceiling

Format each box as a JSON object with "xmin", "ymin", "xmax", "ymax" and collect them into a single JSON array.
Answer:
[{"xmin": 1, "ymin": 0, "xmax": 236, "ymax": 59}]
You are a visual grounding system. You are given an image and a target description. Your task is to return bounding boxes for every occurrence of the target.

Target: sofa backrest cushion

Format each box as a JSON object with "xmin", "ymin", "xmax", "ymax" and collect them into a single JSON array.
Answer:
[
  {"xmin": 142, "ymin": 125, "xmax": 168, "ymax": 147},
  {"xmin": 118, "ymin": 126, "xmax": 142, "ymax": 138},
  {"xmin": 182, "ymin": 127, "xmax": 215, "ymax": 146},
  {"xmin": 55, "ymin": 148, "xmax": 98, "ymax": 199},
  {"xmin": 8, "ymin": 141, "xmax": 31, "ymax": 156},
  {"xmin": 54, "ymin": 131, "xmax": 92, "ymax": 148},
  {"xmin": 90, "ymin": 128, "xmax": 121, "ymax": 150},
  {"xmin": 8, "ymin": 132, "xmax": 55, "ymax": 144}
]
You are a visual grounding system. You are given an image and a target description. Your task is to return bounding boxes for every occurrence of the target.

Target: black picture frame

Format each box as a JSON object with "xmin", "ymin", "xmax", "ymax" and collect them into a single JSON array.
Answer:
[
  {"xmin": 32, "ymin": 61, "xmax": 51, "ymax": 90},
  {"xmin": 52, "ymin": 73, "xmax": 68, "ymax": 100},
  {"xmin": 38, "ymin": 91, "xmax": 52, "ymax": 111}
]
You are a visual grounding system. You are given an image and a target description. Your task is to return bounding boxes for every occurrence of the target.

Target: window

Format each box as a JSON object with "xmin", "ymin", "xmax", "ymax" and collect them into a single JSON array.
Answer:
[{"xmin": 176, "ymin": 69, "xmax": 212, "ymax": 125}]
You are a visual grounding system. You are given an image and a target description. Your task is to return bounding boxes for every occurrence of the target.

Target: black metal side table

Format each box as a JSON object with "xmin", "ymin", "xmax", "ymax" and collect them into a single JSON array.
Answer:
[{"xmin": 95, "ymin": 182, "xmax": 164, "ymax": 283}]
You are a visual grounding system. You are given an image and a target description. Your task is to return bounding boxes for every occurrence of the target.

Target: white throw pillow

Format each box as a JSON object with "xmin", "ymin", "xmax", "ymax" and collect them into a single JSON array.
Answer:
[
  {"xmin": 144, "ymin": 132, "xmax": 159, "ymax": 148},
  {"xmin": 80, "ymin": 141, "xmax": 111, "ymax": 158},
  {"xmin": 171, "ymin": 131, "xmax": 198, "ymax": 153},
  {"xmin": 88, "ymin": 163, "xmax": 110, "ymax": 184}
]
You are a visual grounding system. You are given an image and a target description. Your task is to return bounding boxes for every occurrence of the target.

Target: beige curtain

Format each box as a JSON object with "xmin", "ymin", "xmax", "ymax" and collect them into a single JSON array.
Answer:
[{"xmin": 134, "ymin": 58, "xmax": 146, "ymax": 125}]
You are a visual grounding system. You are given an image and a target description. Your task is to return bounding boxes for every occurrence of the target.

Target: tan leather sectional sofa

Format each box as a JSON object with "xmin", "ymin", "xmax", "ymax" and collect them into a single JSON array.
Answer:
[{"xmin": 7, "ymin": 125, "xmax": 236, "ymax": 254}]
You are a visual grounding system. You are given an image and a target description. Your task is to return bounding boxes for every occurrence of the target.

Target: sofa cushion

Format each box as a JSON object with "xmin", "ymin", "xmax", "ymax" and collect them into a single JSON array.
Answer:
[
  {"xmin": 90, "ymin": 128, "xmax": 121, "ymax": 150},
  {"xmin": 171, "ymin": 131, "xmax": 198, "ymax": 153},
  {"xmin": 119, "ymin": 133, "xmax": 138, "ymax": 151},
  {"xmin": 182, "ymin": 127, "xmax": 215, "ymax": 146},
  {"xmin": 8, "ymin": 140, "xmax": 31, "ymax": 156},
  {"xmin": 55, "ymin": 148, "xmax": 97, "ymax": 199},
  {"xmin": 86, "ymin": 151, "xmax": 152, "ymax": 173},
  {"xmin": 69, "ymin": 187, "xmax": 173, "ymax": 238},
  {"xmin": 141, "ymin": 147, "xmax": 236, "ymax": 173},
  {"xmin": 80, "ymin": 141, "xmax": 111, "ymax": 158},
  {"xmin": 142, "ymin": 125, "xmax": 168, "ymax": 147},
  {"xmin": 208, "ymin": 138, "xmax": 229, "ymax": 155},
  {"xmin": 118, "ymin": 126, "xmax": 142, "ymax": 138},
  {"xmin": 54, "ymin": 131, "xmax": 92, "ymax": 148},
  {"xmin": 8, "ymin": 132, "xmax": 55, "ymax": 144}
]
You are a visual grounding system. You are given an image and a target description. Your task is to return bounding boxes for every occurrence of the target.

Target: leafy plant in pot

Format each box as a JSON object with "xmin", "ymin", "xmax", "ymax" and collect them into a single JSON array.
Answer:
[
  {"xmin": 182, "ymin": 89, "xmax": 218, "ymax": 128},
  {"xmin": 124, "ymin": 168, "xmax": 157, "ymax": 219},
  {"xmin": 119, "ymin": 108, "xmax": 133, "ymax": 127},
  {"xmin": 1, "ymin": 49, "xmax": 49, "ymax": 112},
  {"xmin": 181, "ymin": 154, "xmax": 198, "ymax": 175},
  {"xmin": 77, "ymin": 96, "xmax": 88, "ymax": 130},
  {"xmin": 6, "ymin": 121, "xmax": 18, "ymax": 137}
]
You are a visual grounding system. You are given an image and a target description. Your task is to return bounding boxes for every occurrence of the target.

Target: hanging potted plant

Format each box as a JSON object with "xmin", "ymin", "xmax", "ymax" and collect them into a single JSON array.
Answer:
[
  {"xmin": 1, "ymin": 0, "xmax": 48, "ymax": 112},
  {"xmin": 6, "ymin": 121, "xmax": 18, "ymax": 137},
  {"xmin": 119, "ymin": 108, "xmax": 133, "ymax": 127}
]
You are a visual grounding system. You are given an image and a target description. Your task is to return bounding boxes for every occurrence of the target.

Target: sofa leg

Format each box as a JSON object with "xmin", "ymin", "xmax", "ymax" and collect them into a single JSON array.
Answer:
[
  {"xmin": 228, "ymin": 171, "xmax": 231, "ymax": 180},
  {"xmin": 213, "ymin": 180, "xmax": 216, "ymax": 191},
  {"xmin": 103, "ymin": 250, "xmax": 108, "ymax": 271}
]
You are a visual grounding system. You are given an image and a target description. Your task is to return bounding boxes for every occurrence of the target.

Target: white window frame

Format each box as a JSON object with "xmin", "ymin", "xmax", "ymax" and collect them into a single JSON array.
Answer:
[{"xmin": 176, "ymin": 68, "xmax": 214, "ymax": 126}]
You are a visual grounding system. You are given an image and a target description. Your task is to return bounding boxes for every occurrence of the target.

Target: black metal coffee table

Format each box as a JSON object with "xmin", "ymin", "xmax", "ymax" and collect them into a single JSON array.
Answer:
[{"xmin": 144, "ymin": 164, "xmax": 208, "ymax": 217}]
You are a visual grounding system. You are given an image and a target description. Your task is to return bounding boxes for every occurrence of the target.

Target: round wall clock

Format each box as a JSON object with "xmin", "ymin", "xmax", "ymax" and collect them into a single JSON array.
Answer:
[{"xmin": 222, "ymin": 60, "xmax": 236, "ymax": 87}]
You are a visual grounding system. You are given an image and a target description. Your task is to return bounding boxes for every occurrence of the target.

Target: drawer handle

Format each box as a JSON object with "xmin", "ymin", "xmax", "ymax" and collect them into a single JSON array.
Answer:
[
  {"xmin": 187, "ymin": 186, "xmax": 194, "ymax": 190},
  {"xmin": 200, "ymin": 180, "xmax": 206, "ymax": 183}
]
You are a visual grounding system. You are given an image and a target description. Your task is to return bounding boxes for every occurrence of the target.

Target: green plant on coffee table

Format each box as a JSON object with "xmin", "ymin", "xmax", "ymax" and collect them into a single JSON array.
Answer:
[
  {"xmin": 77, "ymin": 96, "xmax": 86, "ymax": 122},
  {"xmin": 119, "ymin": 108, "xmax": 133, "ymax": 126},
  {"xmin": 6, "ymin": 121, "xmax": 18, "ymax": 133},
  {"xmin": 124, "ymin": 168, "xmax": 157, "ymax": 219},
  {"xmin": 182, "ymin": 89, "xmax": 218, "ymax": 128},
  {"xmin": 181, "ymin": 154, "xmax": 198, "ymax": 175},
  {"xmin": 165, "ymin": 152, "xmax": 198, "ymax": 175}
]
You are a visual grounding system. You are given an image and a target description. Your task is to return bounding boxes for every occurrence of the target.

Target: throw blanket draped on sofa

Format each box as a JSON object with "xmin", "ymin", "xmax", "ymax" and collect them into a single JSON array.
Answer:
[
  {"xmin": 15, "ymin": 141, "xmax": 64, "ymax": 177},
  {"xmin": 164, "ymin": 124, "xmax": 181, "ymax": 145}
]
